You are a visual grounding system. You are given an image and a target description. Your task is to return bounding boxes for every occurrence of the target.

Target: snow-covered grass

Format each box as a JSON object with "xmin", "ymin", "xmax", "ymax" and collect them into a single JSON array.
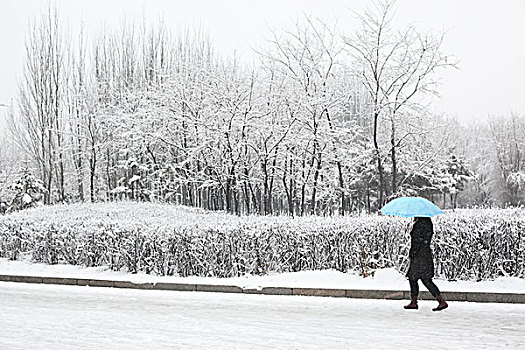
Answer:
[
  {"xmin": 2, "ymin": 257, "xmax": 525, "ymax": 294},
  {"xmin": 0, "ymin": 202, "xmax": 524, "ymax": 281}
]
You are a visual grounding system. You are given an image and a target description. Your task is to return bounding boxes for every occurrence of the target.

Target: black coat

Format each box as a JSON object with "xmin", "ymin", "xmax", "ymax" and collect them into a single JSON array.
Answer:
[{"xmin": 406, "ymin": 217, "xmax": 435, "ymax": 280}]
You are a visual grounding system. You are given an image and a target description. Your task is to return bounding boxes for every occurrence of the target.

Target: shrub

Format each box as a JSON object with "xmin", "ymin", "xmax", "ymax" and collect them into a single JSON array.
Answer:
[{"xmin": 0, "ymin": 203, "xmax": 523, "ymax": 280}]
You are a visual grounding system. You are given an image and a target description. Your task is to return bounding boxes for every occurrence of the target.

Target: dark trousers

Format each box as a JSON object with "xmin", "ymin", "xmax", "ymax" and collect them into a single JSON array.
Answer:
[{"xmin": 409, "ymin": 278, "xmax": 441, "ymax": 298}]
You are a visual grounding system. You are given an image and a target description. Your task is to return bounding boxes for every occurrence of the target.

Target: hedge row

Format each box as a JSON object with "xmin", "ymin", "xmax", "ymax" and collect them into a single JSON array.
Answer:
[{"xmin": 0, "ymin": 203, "xmax": 523, "ymax": 280}]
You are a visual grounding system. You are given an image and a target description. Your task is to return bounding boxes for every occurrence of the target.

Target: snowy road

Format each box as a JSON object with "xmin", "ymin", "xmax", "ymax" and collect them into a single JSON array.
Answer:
[{"xmin": 0, "ymin": 282, "xmax": 524, "ymax": 349}]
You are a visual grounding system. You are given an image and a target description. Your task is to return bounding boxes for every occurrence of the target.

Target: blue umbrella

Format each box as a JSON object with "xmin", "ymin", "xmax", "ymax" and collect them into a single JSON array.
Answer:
[{"xmin": 380, "ymin": 197, "xmax": 443, "ymax": 217}]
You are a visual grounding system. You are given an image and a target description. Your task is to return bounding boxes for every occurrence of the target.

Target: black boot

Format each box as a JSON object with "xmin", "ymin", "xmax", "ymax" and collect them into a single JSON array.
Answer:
[
  {"xmin": 432, "ymin": 294, "xmax": 448, "ymax": 311},
  {"xmin": 404, "ymin": 297, "xmax": 418, "ymax": 309}
]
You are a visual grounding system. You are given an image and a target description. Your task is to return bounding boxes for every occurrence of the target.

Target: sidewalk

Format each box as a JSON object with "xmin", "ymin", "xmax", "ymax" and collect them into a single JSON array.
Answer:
[{"xmin": 1, "ymin": 258, "xmax": 524, "ymax": 304}]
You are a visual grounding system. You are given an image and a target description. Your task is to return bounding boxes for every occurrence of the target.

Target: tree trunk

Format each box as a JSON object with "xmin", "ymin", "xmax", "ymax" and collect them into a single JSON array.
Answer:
[
  {"xmin": 391, "ymin": 115, "xmax": 397, "ymax": 195},
  {"xmin": 310, "ymin": 146, "xmax": 322, "ymax": 215},
  {"xmin": 337, "ymin": 161, "xmax": 345, "ymax": 215},
  {"xmin": 374, "ymin": 111, "xmax": 385, "ymax": 209}
]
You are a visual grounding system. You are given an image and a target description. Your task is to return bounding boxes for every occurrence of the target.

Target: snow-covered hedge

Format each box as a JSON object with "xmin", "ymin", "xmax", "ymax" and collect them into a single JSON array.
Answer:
[{"xmin": 0, "ymin": 203, "xmax": 523, "ymax": 280}]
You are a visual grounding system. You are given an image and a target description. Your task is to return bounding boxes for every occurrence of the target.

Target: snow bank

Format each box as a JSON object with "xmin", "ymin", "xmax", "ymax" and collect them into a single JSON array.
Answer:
[{"xmin": 1, "ymin": 258, "xmax": 524, "ymax": 294}]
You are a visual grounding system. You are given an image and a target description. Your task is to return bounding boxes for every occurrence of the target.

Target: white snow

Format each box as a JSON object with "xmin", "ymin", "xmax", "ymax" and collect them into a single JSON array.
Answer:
[
  {"xmin": 22, "ymin": 193, "xmax": 32, "ymax": 204},
  {"xmin": 128, "ymin": 175, "xmax": 141, "ymax": 184},
  {"xmin": 1, "ymin": 258, "xmax": 524, "ymax": 294},
  {"xmin": 0, "ymin": 282, "xmax": 523, "ymax": 349},
  {"xmin": 110, "ymin": 186, "xmax": 129, "ymax": 194}
]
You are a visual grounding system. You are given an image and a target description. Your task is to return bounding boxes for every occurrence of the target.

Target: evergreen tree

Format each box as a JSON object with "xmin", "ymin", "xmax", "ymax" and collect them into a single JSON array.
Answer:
[{"xmin": 8, "ymin": 165, "xmax": 47, "ymax": 212}]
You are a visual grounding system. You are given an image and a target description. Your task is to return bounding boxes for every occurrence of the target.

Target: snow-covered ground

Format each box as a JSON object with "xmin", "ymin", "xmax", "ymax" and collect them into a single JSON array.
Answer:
[
  {"xmin": 0, "ymin": 281, "xmax": 524, "ymax": 349},
  {"xmin": 1, "ymin": 258, "xmax": 524, "ymax": 293}
]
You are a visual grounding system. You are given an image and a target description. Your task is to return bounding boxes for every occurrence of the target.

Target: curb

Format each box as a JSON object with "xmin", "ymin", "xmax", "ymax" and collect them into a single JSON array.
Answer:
[{"xmin": 1, "ymin": 274, "xmax": 524, "ymax": 304}]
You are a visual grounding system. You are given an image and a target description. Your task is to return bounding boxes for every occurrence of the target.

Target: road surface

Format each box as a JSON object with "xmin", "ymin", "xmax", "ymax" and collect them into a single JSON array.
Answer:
[{"xmin": 0, "ymin": 282, "xmax": 523, "ymax": 349}]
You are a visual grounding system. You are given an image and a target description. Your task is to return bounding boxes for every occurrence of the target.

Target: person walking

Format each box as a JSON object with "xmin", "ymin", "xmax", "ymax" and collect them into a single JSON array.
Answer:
[{"xmin": 404, "ymin": 217, "xmax": 448, "ymax": 311}]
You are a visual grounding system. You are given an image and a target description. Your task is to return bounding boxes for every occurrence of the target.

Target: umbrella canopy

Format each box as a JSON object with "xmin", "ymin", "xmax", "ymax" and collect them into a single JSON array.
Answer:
[{"xmin": 380, "ymin": 197, "xmax": 443, "ymax": 217}]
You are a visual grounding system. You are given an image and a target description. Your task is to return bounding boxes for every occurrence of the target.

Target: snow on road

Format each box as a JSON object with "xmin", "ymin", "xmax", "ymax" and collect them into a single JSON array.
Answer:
[{"xmin": 0, "ymin": 282, "xmax": 523, "ymax": 349}]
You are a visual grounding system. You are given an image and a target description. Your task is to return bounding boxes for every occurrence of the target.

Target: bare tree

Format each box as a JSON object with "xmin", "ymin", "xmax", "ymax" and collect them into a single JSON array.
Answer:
[
  {"xmin": 260, "ymin": 15, "xmax": 344, "ymax": 215},
  {"xmin": 344, "ymin": 0, "xmax": 455, "ymax": 207},
  {"xmin": 488, "ymin": 113, "xmax": 525, "ymax": 205},
  {"xmin": 17, "ymin": 7, "xmax": 68, "ymax": 204},
  {"xmin": 9, "ymin": 5, "xmax": 479, "ymax": 214}
]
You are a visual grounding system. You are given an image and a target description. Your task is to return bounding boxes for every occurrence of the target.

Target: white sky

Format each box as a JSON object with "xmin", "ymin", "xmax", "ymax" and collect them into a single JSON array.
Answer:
[{"xmin": 1, "ymin": 0, "xmax": 524, "ymax": 124}]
